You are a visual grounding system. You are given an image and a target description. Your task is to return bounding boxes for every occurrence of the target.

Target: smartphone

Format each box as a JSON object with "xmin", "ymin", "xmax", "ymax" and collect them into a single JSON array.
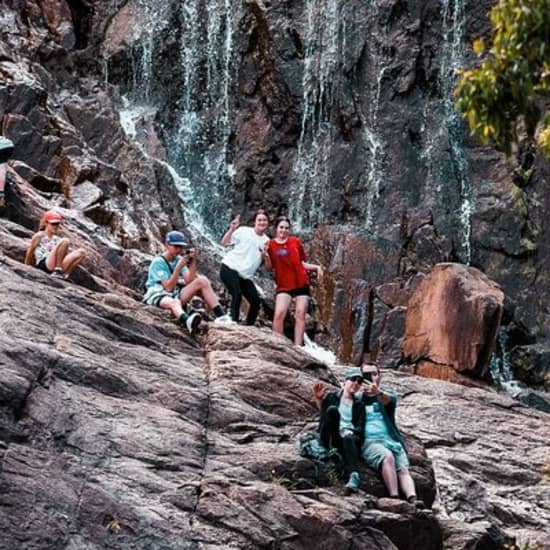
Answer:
[{"xmin": 363, "ymin": 371, "xmax": 373, "ymax": 382}]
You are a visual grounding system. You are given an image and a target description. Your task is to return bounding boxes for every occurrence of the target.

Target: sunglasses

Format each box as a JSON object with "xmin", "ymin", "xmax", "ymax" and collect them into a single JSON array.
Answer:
[{"xmin": 349, "ymin": 377, "xmax": 363, "ymax": 383}]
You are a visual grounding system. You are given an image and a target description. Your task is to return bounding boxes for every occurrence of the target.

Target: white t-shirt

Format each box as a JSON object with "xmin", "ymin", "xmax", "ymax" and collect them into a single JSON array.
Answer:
[{"xmin": 222, "ymin": 226, "xmax": 269, "ymax": 279}]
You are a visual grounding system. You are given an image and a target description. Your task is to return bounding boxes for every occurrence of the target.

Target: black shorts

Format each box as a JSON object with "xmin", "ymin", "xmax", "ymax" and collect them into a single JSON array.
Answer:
[
  {"xmin": 37, "ymin": 257, "xmax": 53, "ymax": 274},
  {"xmin": 277, "ymin": 285, "xmax": 310, "ymax": 298}
]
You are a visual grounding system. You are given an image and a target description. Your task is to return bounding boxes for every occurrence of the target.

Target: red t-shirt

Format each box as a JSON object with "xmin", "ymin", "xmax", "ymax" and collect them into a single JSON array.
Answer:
[{"xmin": 267, "ymin": 236, "xmax": 309, "ymax": 292}]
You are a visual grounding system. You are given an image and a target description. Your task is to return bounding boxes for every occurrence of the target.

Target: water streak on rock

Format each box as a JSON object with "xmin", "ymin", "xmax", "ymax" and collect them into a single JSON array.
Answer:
[
  {"xmin": 422, "ymin": 0, "xmax": 472, "ymax": 263},
  {"xmin": 119, "ymin": 0, "xmax": 235, "ymax": 236},
  {"xmin": 290, "ymin": 0, "xmax": 344, "ymax": 229}
]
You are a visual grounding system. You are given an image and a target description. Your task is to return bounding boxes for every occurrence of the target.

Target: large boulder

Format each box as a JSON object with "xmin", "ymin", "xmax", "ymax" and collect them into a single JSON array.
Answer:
[{"xmin": 402, "ymin": 263, "xmax": 504, "ymax": 383}]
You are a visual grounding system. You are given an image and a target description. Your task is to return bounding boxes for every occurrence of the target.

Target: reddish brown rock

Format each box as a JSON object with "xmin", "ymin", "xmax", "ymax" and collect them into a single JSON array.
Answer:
[
  {"xmin": 309, "ymin": 225, "xmax": 401, "ymax": 364},
  {"xmin": 38, "ymin": 0, "xmax": 75, "ymax": 48},
  {"xmin": 414, "ymin": 360, "xmax": 488, "ymax": 388},
  {"xmin": 403, "ymin": 263, "xmax": 504, "ymax": 380}
]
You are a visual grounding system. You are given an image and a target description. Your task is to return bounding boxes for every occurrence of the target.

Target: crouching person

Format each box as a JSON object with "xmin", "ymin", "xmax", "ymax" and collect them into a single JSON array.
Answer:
[
  {"xmin": 313, "ymin": 367, "xmax": 365, "ymax": 493},
  {"xmin": 25, "ymin": 210, "xmax": 86, "ymax": 278},
  {"xmin": 143, "ymin": 231, "xmax": 230, "ymax": 334},
  {"xmin": 360, "ymin": 363, "xmax": 421, "ymax": 505}
]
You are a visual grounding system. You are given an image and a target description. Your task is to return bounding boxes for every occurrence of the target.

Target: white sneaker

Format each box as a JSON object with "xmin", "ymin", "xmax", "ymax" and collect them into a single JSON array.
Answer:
[
  {"xmin": 186, "ymin": 312, "xmax": 202, "ymax": 334},
  {"xmin": 213, "ymin": 314, "xmax": 235, "ymax": 325}
]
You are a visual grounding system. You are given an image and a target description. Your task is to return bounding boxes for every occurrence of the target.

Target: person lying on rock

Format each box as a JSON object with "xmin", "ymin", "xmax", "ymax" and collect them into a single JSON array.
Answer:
[
  {"xmin": 0, "ymin": 136, "xmax": 15, "ymax": 216},
  {"xmin": 24, "ymin": 210, "xmax": 86, "ymax": 279},
  {"xmin": 220, "ymin": 209, "xmax": 270, "ymax": 325},
  {"xmin": 266, "ymin": 215, "xmax": 323, "ymax": 346},
  {"xmin": 360, "ymin": 363, "xmax": 420, "ymax": 505},
  {"xmin": 312, "ymin": 367, "xmax": 365, "ymax": 493},
  {"xmin": 143, "ymin": 230, "xmax": 232, "ymax": 334}
]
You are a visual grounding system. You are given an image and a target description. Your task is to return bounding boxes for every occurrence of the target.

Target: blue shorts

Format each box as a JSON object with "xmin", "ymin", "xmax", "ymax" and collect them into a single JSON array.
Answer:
[{"xmin": 362, "ymin": 440, "xmax": 410, "ymax": 471}]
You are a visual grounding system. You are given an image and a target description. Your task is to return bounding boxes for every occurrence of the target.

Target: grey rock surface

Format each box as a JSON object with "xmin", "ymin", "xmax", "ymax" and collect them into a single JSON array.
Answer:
[
  {"xmin": 1, "ymin": 251, "xmax": 548, "ymax": 549},
  {"xmin": 0, "ymin": 254, "xmax": 441, "ymax": 549}
]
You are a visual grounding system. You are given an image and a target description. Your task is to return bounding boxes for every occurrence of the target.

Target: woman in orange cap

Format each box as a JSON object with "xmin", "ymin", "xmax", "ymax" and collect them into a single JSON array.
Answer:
[{"xmin": 24, "ymin": 210, "xmax": 86, "ymax": 278}]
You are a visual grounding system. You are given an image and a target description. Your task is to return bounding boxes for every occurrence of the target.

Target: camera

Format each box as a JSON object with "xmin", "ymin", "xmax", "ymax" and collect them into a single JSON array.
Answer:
[{"xmin": 363, "ymin": 371, "xmax": 373, "ymax": 382}]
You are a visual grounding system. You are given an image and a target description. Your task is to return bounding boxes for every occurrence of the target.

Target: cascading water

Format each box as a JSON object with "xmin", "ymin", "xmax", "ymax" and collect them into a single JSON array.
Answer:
[
  {"xmin": 290, "ymin": 0, "xmax": 387, "ymax": 232},
  {"xmin": 170, "ymin": 0, "xmax": 235, "ymax": 237},
  {"xmin": 361, "ymin": 1, "xmax": 387, "ymax": 232},
  {"xmin": 290, "ymin": 0, "xmax": 344, "ymax": 229},
  {"xmin": 113, "ymin": 0, "xmax": 235, "ymax": 241},
  {"xmin": 131, "ymin": 1, "xmax": 171, "ymax": 105},
  {"xmin": 490, "ymin": 327, "xmax": 522, "ymax": 395},
  {"xmin": 423, "ymin": 0, "xmax": 473, "ymax": 263}
]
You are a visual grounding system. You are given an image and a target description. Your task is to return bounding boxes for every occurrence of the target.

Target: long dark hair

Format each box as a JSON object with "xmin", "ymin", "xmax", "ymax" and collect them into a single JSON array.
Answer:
[{"xmin": 274, "ymin": 215, "xmax": 291, "ymax": 229}]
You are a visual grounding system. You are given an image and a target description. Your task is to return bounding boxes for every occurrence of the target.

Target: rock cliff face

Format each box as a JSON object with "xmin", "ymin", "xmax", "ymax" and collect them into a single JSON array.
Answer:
[
  {"xmin": 1, "ymin": 250, "xmax": 548, "ymax": 549},
  {"xmin": 1, "ymin": 2, "xmax": 549, "ymax": 548},
  {"xmin": 2, "ymin": 0, "xmax": 548, "ymax": 387}
]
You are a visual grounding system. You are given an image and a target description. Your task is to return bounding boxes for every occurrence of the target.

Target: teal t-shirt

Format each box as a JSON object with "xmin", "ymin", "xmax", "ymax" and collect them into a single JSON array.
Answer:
[
  {"xmin": 146, "ymin": 255, "xmax": 188, "ymax": 289},
  {"xmin": 364, "ymin": 401, "xmax": 391, "ymax": 439},
  {"xmin": 364, "ymin": 399, "xmax": 404, "ymax": 454},
  {"xmin": 338, "ymin": 399, "xmax": 354, "ymax": 432}
]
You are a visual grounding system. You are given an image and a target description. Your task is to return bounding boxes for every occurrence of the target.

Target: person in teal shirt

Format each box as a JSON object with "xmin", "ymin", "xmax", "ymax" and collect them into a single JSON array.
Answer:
[
  {"xmin": 360, "ymin": 363, "xmax": 419, "ymax": 504},
  {"xmin": 143, "ymin": 231, "xmax": 231, "ymax": 333}
]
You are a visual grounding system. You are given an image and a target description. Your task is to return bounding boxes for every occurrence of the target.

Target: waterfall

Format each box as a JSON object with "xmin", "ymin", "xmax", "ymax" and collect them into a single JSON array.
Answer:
[
  {"xmin": 361, "ymin": 1, "xmax": 387, "ymax": 231},
  {"xmin": 290, "ymin": 0, "xmax": 344, "ymax": 229},
  {"xmin": 112, "ymin": 0, "xmax": 235, "ymax": 240},
  {"xmin": 290, "ymin": 0, "xmax": 387, "ymax": 232},
  {"xmin": 170, "ymin": 0, "xmax": 235, "ymax": 236},
  {"xmin": 490, "ymin": 327, "xmax": 522, "ymax": 395},
  {"xmin": 441, "ymin": 0, "xmax": 472, "ymax": 264},
  {"xmin": 131, "ymin": 1, "xmax": 171, "ymax": 104},
  {"xmin": 423, "ymin": 0, "xmax": 472, "ymax": 263}
]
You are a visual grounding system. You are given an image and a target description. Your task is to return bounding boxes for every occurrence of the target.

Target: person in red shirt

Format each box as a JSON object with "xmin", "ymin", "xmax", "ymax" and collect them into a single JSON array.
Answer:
[{"xmin": 267, "ymin": 216, "xmax": 323, "ymax": 346}]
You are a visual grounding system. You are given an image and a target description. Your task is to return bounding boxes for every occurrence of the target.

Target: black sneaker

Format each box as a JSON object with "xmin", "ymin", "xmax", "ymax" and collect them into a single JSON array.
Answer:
[{"xmin": 185, "ymin": 312, "xmax": 202, "ymax": 334}]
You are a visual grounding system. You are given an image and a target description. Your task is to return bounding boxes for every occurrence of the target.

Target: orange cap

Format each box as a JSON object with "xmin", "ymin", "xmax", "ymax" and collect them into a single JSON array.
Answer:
[{"xmin": 44, "ymin": 210, "xmax": 63, "ymax": 223}]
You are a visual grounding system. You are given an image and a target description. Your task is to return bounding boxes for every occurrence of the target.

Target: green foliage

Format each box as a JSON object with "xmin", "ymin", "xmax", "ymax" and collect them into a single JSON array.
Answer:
[{"xmin": 454, "ymin": 0, "xmax": 550, "ymax": 157}]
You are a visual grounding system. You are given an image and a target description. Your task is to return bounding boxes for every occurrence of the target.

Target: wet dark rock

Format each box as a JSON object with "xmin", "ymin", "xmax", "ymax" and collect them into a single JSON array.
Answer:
[{"xmin": 510, "ymin": 344, "xmax": 550, "ymax": 390}]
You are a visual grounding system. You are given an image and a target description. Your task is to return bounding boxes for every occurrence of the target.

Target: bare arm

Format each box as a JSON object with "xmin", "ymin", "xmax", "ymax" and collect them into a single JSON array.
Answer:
[
  {"xmin": 261, "ymin": 241, "xmax": 272, "ymax": 270},
  {"xmin": 220, "ymin": 215, "xmax": 240, "ymax": 246},
  {"xmin": 24, "ymin": 233, "xmax": 41, "ymax": 266},
  {"xmin": 182, "ymin": 248, "xmax": 197, "ymax": 283},
  {"xmin": 162, "ymin": 255, "xmax": 190, "ymax": 292},
  {"xmin": 363, "ymin": 381, "xmax": 392, "ymax": 406},
  {"xmin": 312, "ymin": 381, "xmax": 329, "ymax": 410},
  {"xmin": 302, "ymin": 261, "xmax": 324, "ymax": 283}
]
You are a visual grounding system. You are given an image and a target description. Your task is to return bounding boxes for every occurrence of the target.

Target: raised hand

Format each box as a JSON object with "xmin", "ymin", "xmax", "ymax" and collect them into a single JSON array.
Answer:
[
  {"xmin": 363, "ymin": 381, "xmax": 379, "ymax": 397},
  {"xmin": 312, "ymin": 381, "xmax": 329, "ymax": 403}
]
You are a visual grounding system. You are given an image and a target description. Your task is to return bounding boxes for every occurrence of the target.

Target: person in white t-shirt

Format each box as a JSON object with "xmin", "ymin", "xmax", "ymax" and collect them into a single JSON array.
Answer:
[{"xmin": 220, "ymin": 209, "xmax": 270, "ymax": 324}]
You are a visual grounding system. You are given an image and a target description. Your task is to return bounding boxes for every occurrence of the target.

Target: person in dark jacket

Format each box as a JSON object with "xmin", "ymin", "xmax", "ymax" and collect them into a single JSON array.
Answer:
[
  {"xmin": 313, "ymin": 367, "xmax": 365, "ymax": 492},
  {"xmin": 360, "ymin": 363, "xmax": 418, "ymax": 503}
]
